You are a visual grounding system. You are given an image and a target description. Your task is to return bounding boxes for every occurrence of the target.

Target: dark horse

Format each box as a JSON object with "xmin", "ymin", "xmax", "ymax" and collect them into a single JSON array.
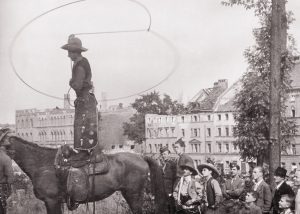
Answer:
[{"xmin": 0, "ymin": 128, "xmax": 167, "ymax": 214}]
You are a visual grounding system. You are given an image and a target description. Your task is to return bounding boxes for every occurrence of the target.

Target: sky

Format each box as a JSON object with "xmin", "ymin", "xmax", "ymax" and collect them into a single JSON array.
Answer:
[{"xmin": 0, "ymin": 0, "xmax": 300, "ymax": 124}]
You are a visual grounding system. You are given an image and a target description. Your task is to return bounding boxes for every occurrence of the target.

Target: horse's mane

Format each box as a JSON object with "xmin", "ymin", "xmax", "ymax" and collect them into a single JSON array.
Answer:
[{"xmin": 11, "ymin": 135, "xmax": 57, "ymax": 152}]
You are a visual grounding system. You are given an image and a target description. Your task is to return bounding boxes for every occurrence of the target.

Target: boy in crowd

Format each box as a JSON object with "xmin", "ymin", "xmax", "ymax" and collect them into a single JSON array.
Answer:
[
  {"xmin": 173, "ymin": 160, "xmax": 199, "ymax": 214},
  {"xmin": 239, "ymin": 191, "xmax": 262, "ymax": 214},
  {"xmin": 278, "ymin": 194, "xmax": 295, "ymax": 214},
  {"xmin": 197, "ymin": 163, "xmax": 223, "ymax": 214}
]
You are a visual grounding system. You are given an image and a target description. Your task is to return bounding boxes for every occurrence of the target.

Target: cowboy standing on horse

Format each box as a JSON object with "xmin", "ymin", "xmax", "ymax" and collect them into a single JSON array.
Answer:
[
  {"xmin": 0, "ymin": 144, "xmax": 14, "ymax": 214},
  {"xmin": 61, "ymin": 35, "xmax": 98, "ymax": 156}
]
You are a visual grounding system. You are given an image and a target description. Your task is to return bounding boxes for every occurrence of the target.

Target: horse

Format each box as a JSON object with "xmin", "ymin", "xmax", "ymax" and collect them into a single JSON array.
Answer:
[{"xmin": 0, "ymin": 128, "xmax": 167, "ymax": 214}]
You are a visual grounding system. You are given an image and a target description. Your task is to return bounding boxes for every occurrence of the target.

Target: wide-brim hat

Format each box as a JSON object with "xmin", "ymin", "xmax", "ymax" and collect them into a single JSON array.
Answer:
[
  {"xmin": 61, "ymin": 35, "xmax": 87, "ymax": 52},
  {"xmin": 159, "ymin": 146, "xmax": 170, "ymax": 154},
  {"xmin": 180, "ymin": 162, "xmax": 198, "ymax": 176},
  {"xmin": 197, "ymin": 163, "xmax": 219, "ymax": 178},
  {"xmin": 274, "ymin": 167, "xmax": 287, "ymax": 178}
]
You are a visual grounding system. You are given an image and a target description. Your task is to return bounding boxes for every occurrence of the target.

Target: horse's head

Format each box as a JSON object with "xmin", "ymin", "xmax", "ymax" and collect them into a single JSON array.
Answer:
[{"xmin": 0, "ymin": 128, "xmax": 15, "ymax": 157}]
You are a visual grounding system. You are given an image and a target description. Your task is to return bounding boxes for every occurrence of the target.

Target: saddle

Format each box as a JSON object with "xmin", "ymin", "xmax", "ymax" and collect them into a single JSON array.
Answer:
[{"xmin": 56, "ymin": 151, "xmax": 109, "ymax": 209}]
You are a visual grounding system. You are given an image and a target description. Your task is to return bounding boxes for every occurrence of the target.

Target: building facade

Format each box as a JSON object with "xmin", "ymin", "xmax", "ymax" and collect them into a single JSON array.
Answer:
[
  {"xmin": 15, "ymin": 95, "xmax": 75, "ymax": 147},
  {"xmin": 145, "ymin": 66, "xmax": 300, "ymax": 173},
  {"xmin": 15, "ymin": 94, "xmax": 136, "ymax": 151}
]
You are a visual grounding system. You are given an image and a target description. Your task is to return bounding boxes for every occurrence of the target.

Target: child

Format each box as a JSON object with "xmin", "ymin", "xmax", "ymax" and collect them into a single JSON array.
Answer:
[
  {"xmin": 239, "ymin": 191, "xmax": 262, "ymax": 214},
  {"xmin": 279, "ymin": 194, "xmax": 295, "ymax": 214},
  {"xmin": 197, "ymin": 163, "xmax": 222, "ymax": 214},
  {"xmin": 173, "ymin": 161, "xmax": 199, "ymax": 214}
]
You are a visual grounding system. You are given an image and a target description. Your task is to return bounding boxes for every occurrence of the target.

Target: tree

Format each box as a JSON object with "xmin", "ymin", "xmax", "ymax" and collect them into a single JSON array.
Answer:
[
  {"xmin": 123, "ymin": 91, "xmax": 185, "ymax": 144},
  {"xmin": 223, "ymin": 0, "xmax": 297, "ymax": 166}
]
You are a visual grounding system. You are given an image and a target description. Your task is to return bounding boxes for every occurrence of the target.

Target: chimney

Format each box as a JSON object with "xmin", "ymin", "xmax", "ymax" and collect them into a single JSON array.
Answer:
[
  {"xmin": 214, "ymin": 79, "xmax": 228, "ymax": 89},
  {"xmin": 64, "ymin": 94, "xmax": 70, "ymax": 109}
]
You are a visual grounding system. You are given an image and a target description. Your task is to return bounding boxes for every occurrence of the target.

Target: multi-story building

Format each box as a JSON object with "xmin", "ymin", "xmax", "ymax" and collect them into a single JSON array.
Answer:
[
  {"xmin": 145, "ymin": 62, "xmax": 300, "ymax": 173},
  {"xmin": 282, "ymin": 59, "xmax": 300, "ymax": 169},
  {"xmin": 15, "ymin": 94, "xmax": 75, "ymax": 147},
  {"xmin": 145, "ymin": 79, "xmax": 244, "ymax": 171},
  {"xmin": 15, "ymin": 94, "xmax": 136, "ymax": 151}
]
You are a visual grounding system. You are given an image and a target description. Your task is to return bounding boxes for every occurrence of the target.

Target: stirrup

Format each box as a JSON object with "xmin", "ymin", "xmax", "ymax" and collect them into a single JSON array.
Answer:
[{"xmin": 66, "ymin": 196, "xmax": 79, "ymax": 211}]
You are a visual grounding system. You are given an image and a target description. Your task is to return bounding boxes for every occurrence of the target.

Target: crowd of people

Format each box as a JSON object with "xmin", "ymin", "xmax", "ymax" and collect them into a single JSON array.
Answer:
[{"xmin": 157, "ymin": 139, "xmax": 300, "ymax": 214}]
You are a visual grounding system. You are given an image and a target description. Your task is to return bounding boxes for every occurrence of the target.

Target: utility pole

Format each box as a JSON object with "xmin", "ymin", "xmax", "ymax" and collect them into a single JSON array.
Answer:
[{"xmin": 269, "ymin": 0, "xmax": 287, "ymax": 185}]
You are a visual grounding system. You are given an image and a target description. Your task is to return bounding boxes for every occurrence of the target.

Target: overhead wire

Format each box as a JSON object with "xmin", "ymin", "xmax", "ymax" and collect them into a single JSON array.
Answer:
[{"xmin": 9, "ymin": 0, "xmax": 179, "ymax": 103}]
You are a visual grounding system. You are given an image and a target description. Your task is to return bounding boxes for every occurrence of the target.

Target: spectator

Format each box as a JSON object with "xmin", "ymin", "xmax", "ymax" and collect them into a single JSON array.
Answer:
[
  {"xmin": 197, "ymin": 163, "xmax": 223, "ymax": 214},
  {"xmin": 272, "ymin": 167, "xmax": 295, "ymax": 214},
  {"xmin": 173, "ymin": 160, "xmax": 199, "ymax": 214},
  {"xmin": 239, "ymin": 191, "xmax": 262, "ymax": 214},
  {"xmin": 222, "ymin": 164, "xmax": 245, "ymax": 213},
  {"xmin": 173, "ymin": 138, "xmax": 195, "ymax": 186},
  {"xmin": 252, "ymin": 166, "xmax": 272, "ymax": 214},
  {"xmin": 294, "ymin": 170, "xmax": 300, "ymax": 214},
  {"xmin": 278, "ymin": 194, "xmax": 295, "ymax": 214},
  {"xmin": 158, "ymin": 146, "xmax": 176, "ymax": 214}
]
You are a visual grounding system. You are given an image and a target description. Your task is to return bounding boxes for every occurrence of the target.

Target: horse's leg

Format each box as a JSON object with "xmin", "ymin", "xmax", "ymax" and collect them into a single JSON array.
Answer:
[
  {"xmin": 121, "ymin": 190, "xmax": 143, "ymax": 214},
  {"xmin": 44, "ymin": 199, "xmax": 62, "ymax": 214}
]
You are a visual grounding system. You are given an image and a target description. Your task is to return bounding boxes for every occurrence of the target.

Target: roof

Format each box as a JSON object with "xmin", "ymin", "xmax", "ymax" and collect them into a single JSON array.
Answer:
[
  {"xmin": 193, "ymin": 86, "xmax": 228, "ymax": 112},
  {"xmin": 214, "ymin": 80, "xmax": 242, "ymax": 112}
]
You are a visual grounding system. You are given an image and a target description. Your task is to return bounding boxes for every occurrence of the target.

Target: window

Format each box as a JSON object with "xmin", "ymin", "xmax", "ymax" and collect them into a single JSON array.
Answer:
[
  {"xmin": 195, "ymin": 144, "xmax": 198, "ymax": 153},
  {"xmin": 292, "ymin": 144, "xmax": 296, "ymax": 155},
  {"xmin": 281, "ymin": 162, "xmax": 286, "ymax": 169},
  {"xmin": 218, "ymin": 143, "xmax": 222, "ymax": 153},
  {"xmin": 292, "ymin": 107, "xmax": 296, "ymax": 117},
  {"xmin": 194, "ymin": 115, "xmax": 198, "ymax": 122},
  {"xmin": 130, "ymin": 145, "xmax": 135, "ymax": 149},
  {"xmin": 207, "ymin": 128, "xmax": 211, "ymax": 137},
  {"xmin": 149, "ymin": 144, "xmax": 152, "ymax": 153},
  {"xmin": 225, "ymin": 114, "xmax": 229, "ymax": 120},
  {"xmin": 171, "ymin": 127, "xmax": 175, "ymax": 136},
  {"xmin": 181, "ymin": 116, "xmax": 185, "ymax": 122},
  {"xmin": 218, "ymin": 114, "xmax": 221, "ymax": 120},
  {"xmin": 233, "ymin": 143, "xmax": 237, "ymax": 150},
  {"xmin": 112, "ymin": 145, "xmax": 115, "ymax": 149},
  {"xmin": 207, "ymin": 144, "xmax": 211, "ymax": 153},
  {"xmin": 225, "ymin": 143, "xmax": 229, "ymax": 153},
  {"xmin": 218, "ymin": 128, "xmax": 221, "ymax": 136},
  {"xmin": 181, "ymin": 129, "xmax": 185, "ymax": 137},
  {"xmin": 226, "ymin": 127, "xmax": 229, "ymax": 136},
  {"xmin": 194, "ymin": 129, "xmax": 198, "ymax": 137},
  {"xmin": 207, "ymin": 115, "xmax": 211, "ymax": 121}
]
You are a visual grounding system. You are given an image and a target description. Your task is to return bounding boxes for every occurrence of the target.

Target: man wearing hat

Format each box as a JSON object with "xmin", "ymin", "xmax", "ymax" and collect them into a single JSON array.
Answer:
[
  {"xmin": 159, "ymin": 146, "xmax": 177, "ymax": 214},
  {"xmin": 173, "ymin": 160, "xmax": 199, "ymax": 213},
  {"xmin": 197, "ymin": 163, "xmax": 223, "ymax": 214},
  {"xmin": 173, "ymin": 138, "xmax": 195, "ymax": 186},
  {"xmin": 61, "ymin": 35, "xmax": 98, "ymax": 153},
  {"xmin": 271, "ymin": 167, "xmax": 295, "ymax": 214}
]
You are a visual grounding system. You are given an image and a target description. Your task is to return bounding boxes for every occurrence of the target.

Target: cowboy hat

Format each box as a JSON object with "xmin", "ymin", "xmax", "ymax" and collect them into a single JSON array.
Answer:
[
  {"xmin": 159, "ymin": 146, "xmax": 170, "ymax": 154},
  {"xmin": 61, "ymin": 35, "xmax": 87, "ymax": 52},
  {"xmin": 180, "ymin": 161, "xmax": 198, "ymax": 176},
  {"xmin": 197, "ymin": 163, "xmax": 219, "ymax": 178}
]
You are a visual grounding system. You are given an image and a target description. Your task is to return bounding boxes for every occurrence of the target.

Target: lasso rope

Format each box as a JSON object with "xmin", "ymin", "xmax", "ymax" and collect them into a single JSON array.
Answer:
[{"xmin": 9, "ymin": 0, "xmax": 180, "ymax": 102}]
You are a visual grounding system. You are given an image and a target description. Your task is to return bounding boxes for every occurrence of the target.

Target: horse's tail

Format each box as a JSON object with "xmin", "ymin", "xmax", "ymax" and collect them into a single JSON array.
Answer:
[{"xmin": 143, "ymin": 156, "xmax": 168, "ymax": 214}]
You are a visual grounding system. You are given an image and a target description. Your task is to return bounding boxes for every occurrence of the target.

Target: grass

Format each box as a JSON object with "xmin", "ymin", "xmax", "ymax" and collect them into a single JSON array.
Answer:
[{"xmin": 7, "ymin": 173, "xmax": 155, "ymax": 214}]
